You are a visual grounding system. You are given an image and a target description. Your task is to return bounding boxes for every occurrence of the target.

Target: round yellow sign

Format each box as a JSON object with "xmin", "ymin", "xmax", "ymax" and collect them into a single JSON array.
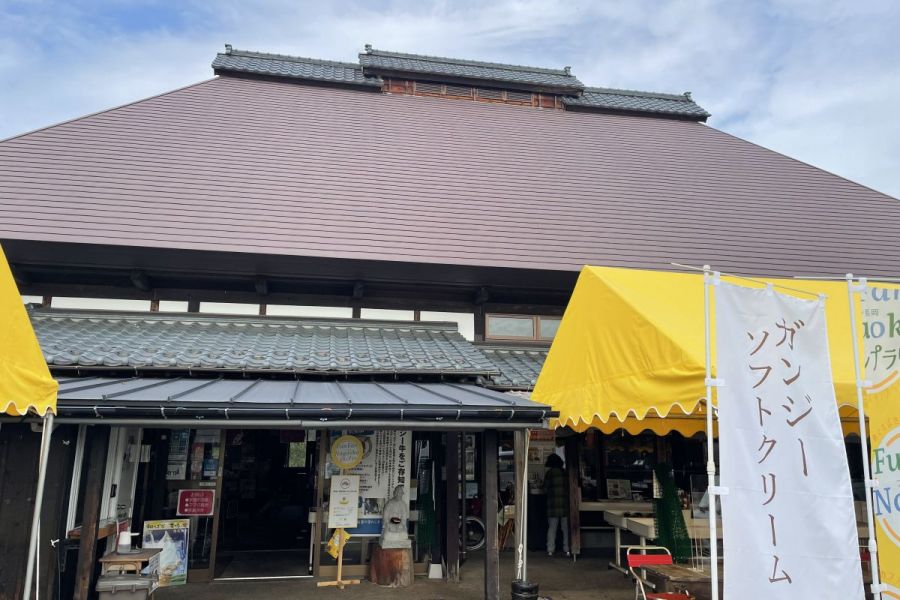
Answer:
[{"xmin": 330, "ymin": 435, "xmax": 364, "ymax": 470}]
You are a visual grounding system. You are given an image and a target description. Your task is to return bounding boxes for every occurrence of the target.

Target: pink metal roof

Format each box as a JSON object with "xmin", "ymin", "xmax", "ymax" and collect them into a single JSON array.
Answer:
[{"xmin": 1, "ymin": 75, "xmax": 898, "ymax": 278}]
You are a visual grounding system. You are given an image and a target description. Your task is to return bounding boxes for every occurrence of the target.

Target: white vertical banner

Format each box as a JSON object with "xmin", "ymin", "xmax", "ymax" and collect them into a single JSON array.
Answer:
[{"xmin": 716, "ymin": 281, "xmax": 863, "ymax": 599}]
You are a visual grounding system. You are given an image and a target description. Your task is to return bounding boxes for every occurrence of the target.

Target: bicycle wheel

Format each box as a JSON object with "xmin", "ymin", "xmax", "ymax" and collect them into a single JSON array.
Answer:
[{"xmin": 461, "ymin": 516, "xmax": 486, "ymax": 551}]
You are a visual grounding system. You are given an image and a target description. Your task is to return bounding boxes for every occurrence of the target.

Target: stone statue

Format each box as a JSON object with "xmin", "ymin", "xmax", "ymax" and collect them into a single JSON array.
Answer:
[{"xmin": 379, "ymin": 484, "xmax": 411, "ymax": 549}]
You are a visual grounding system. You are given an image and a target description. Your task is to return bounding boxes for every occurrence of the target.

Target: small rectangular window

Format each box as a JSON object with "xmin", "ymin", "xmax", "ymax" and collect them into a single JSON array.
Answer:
[
  {"xmin": 539, "ymin": 317, "xmax": 561, "ymax": 340},
  {"xmin": 486, "ymin": 313, "xmax": 562, "ymax": 341},
  {"xmin": 487, "ymin": 315, "xmax": 535, "ymax": 339}
]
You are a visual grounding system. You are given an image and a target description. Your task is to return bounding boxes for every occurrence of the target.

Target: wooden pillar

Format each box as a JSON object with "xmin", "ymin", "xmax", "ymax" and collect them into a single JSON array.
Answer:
[
  {"xmin": 74, "ymin": 426, "xmax": 110, "ymax": 600},
  {"xmin": 513, "ymin": 429, "xmax": 528, "ymax": 582},
  {"xmin": 444, "ymin": 432, "xmax": 460, "ymax": 582},
  {"xmin": 312, "ymin": 430, "xmax": 329, "ymax": 576},
  {"xmin": 482, "ymin": 429, "xmax": 500, "ymax": 600},
  {"xmin": 564, "ymin": 436, "xmax": 581, "ymax": 557}
]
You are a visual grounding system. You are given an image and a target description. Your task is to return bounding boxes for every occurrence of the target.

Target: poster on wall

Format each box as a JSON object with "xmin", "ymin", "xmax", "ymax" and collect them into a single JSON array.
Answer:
[
  {"xmin": 165, "ymin": 429, "xmax": 190, "ymax": 481},
  {"xmin": 176, "ymin": 489, "xmax": 216, "ymax": 516},
  {"xmin": 328, "ymin": 475, "xmax": 360, "ymax": 528},
  {"xmin": 716, "ymin": 282, "xmax": 863, "ymax": 599},
  {"xmin": 326, "ymin": 430, "xmax": 411, "ymax": 535},
  {"xmin": 863, "ymin": 286, "xmax": 900, "ymax": 596},
  {"xmin": 142, "ymin": 519, "xmax": 189, "ymax": 587}
]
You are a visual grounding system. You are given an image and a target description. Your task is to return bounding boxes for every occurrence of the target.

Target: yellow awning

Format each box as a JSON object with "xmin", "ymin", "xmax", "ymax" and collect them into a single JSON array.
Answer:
[
  {"xmin": 532, "ymin": 266, "xmax": 897, "ymax": 434},
  {"xmin": 0, "ymin": 245, "xmax": 57, "ymax": 416}
]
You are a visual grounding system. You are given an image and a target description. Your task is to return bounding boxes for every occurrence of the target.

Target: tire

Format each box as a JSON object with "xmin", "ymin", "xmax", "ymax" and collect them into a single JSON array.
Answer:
[
  {"xmin": 511, "ymin": 580, "xmax": 539, "ymax": 594},
  {"xmin": 511, "ymin": 592, "xmax": 537, "ymax": 600},
  {"xmin": 461, "ymin": 516, "xmax": 486, "ymax": 551}
]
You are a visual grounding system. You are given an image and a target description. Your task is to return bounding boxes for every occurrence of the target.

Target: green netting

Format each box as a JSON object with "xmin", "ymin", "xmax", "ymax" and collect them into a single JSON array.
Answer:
[{"xmin": 653, "ymin": 463, "xmax": 692, "ymax": 563}]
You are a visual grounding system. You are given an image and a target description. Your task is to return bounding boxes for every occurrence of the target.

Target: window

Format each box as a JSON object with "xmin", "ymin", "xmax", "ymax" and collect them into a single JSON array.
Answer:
[
  {"xmin": 360, "ymin": 308, "xmax": 415, "ymax": 321},
  {"xmin": 420, "ymin": 311, "xmax": 475, "ymax": 341},
  {"xmin": 486, "ymin": 314, "xmax": 562, "ymax": 341},
  {"xmin": 199, "ymin": 302, "xmax": 260, "ymax": 315},
  {"xmin": 157, "ymin": 300, "xmax": 190, "ymax": 312},
  {"xmin": 539, "ymin": 317, "xmax": 562, "ymax": 340},
  {"xmin": 51, "ymin": 297, "xmax": 151, "ymax": 311},
  {"xmin": 266, "ymin": 305, "xmax": 353, "ymax": 318}
]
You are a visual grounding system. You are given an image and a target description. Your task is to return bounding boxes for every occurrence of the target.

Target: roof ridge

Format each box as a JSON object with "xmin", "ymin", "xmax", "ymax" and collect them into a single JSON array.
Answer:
[
  {"xmin": 362, "ymin": 47, "xmax": 572, "ymax": 76},
  {"xmin": 583, "ymin": 86, "xmax": 692, "ymax": 102},
  {"xmin": 29, "ymin": 308, "xmax": 463, "ymax": 332},
  {"xmin": 221, "ymin": 47, "xmax": 362, "ymax": 70}
]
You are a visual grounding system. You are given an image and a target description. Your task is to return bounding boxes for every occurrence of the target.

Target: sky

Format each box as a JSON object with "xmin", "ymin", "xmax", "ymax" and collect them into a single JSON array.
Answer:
[{"xmin": 2, "ymin": 0, "xmax": 900, "ymax": 198}]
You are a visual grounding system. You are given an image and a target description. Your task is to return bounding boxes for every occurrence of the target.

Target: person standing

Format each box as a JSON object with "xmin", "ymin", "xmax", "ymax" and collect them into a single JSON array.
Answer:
[{"xmin": 543, "ymin": 453, "xmax": 570, "ymax": 557}]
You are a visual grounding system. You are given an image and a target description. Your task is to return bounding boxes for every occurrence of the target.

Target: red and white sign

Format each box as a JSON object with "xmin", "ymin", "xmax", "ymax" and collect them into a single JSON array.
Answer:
[{"xmin": 176, "ymin": 489, "xmax": 216, "ymax": 516}]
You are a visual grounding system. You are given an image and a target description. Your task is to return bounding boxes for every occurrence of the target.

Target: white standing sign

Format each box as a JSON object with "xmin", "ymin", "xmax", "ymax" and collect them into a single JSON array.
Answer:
[
  {"xmin": 716, "ymin": 282, "xmax": 863, "ymax": 599},
  {"xmin": 328, "ymin": 475, "xmax": 360, "ymax": 529}
]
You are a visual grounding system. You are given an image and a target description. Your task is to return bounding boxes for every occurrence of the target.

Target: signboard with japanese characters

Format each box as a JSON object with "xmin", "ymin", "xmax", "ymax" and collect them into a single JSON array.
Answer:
[
  {"xmin": 328, "ymin": 475, "xmax": 360, "ymax": 529},
  {"xmin": 716, "ymin": 282, "xmax": 864, "ymax": 599},
  {"xmin": 176, "ymin": 489, "xmax": 215, "ymax": 516},
  {"xmin": 863, "ymin": 286, "xmax": 900, "ymax": 595},
  {"xmin": 326, "ymin": 430, "xmax": 412, "ymax": 535}
]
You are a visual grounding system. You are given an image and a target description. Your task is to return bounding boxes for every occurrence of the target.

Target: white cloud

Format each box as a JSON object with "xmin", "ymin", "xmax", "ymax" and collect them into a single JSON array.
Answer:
[{"xmin": 1, "ymin": 0, "xmax": 898, "ymax": 198}]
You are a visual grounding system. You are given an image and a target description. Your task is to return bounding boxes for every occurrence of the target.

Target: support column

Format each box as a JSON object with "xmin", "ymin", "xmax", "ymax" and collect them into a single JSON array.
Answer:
[
  {"xmin": 74, "ymin": 426, "xmax": 110, "ymax": 600},
  {"xmin": 482, "ymin": 429, "xmax": 500, "ymax": 600},
  {"xmin": 513, "ymin": 429, "xmax": 528, "ymax": 582},
  {"xmin": 564, "ymin": 436, "xmax": 581, "ymax": 557},
  {"xmin": 23, "ymin": 413, "xmax": 54, "ymax": 600},
  {"xmin": 444, "ymin": 432, "xmax": 460, "ymax": 582}
]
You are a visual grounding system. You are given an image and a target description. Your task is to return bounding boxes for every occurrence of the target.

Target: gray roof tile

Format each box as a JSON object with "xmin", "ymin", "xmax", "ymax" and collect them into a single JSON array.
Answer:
[
  {"xmin": 31, "ymin": 309, "xmax": 499, "ymax": 376},
  {"xmin": 564, "ymin": 87, "xmax": 710, "ymax": 120},
  {"xmin": 480, "ymin": 346, "xmax": 548, "ymax": 390},
  {"xmin": 212, "ymin": 48, "xmax": 382, "ymax": 88},
  {"xmin": 359, "ymin": 48, "xmax": 584, "ymax": 92}
]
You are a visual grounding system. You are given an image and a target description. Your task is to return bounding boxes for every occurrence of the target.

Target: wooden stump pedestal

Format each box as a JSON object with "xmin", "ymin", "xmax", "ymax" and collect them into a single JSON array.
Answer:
[{"xmin": 369, "ymin": 545, "xmax": 413, "ymax": 588}]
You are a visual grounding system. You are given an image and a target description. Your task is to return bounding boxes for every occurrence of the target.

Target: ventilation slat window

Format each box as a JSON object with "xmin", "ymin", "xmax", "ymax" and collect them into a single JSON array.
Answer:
[
  {"xmin": 445, "ymin": 84, "xmax": 473, "ymax": 98},
  {"xmin": 507, "ymin": 90, "xmax": 534, "ymax": 103},
  {"xmin": 476, "ymin": 88, "xmax": 504, "ymax": 100},
  {"xmin": 415, "ymin": 82, "xmax": 443, "ymax": 95}
]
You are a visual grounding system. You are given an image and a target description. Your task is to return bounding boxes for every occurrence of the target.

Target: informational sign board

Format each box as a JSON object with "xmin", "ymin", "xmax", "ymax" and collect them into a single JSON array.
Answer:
[
  {"xmin": 863, "ymin": 286, "xmax": 900, "ymax": 595},
  {"xmin": 328, "ymin": 475, "xmax": 360, "ymax": 528},
  {"xmin": 717, "ymin": 282, "xmax": 863, "ymax": 599},
  {"xmin": 176, "ymin": 489, "xmax": 216, "ymax": 516},
  {"xmin": 142, "ymin": 519, "xmax": 189, "ymax": 587},
  {"xmin": 326, "ymin": 431, "xmax": 412, "ymax": 535}
]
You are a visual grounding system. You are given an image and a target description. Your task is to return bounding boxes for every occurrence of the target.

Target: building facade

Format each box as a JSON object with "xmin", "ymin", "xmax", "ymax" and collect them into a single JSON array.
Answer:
[{"xmin": 1, "ymin": 44, "xmax": 899, "ymax": 599}]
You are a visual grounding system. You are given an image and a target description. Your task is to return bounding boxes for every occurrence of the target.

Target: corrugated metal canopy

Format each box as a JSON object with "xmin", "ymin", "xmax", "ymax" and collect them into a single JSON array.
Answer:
[{"xmin": 54, "ymin": 376, "xmax": 554, "ymax": 426}]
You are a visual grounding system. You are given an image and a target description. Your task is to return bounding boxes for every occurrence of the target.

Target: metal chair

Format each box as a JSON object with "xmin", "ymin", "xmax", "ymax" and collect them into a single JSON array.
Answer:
[{"xmin": 625, "ymin": 546, "xmax": 693, "ymax": 600}]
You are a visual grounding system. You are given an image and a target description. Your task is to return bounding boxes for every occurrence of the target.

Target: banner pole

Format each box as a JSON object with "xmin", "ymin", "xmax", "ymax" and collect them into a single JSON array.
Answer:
[
  {"xmin": 703, "ymin": 265, "xmax": 720, "ymax": 600},
  {"xmin": 846, "ymin": 274, "xmax": 884, "ymax": 600}
]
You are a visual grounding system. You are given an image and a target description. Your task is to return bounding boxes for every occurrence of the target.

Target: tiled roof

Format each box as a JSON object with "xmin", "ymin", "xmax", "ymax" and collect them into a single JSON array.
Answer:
[
  {"xmin": 481, "ymin": 346, "xmax": 548, "ymax": 390},
  {"xmin": 212, "ymin": 47, "xmax": 382, "ymax": 88},
  {"xmin": 563, "ymin": 88, "xmax": 709, "ymax": 121},
  {"xmin": 3, "ymin": 75, "xmax": 899, "ymax": 279},
  {"xmin": 31, "ymin": 310, "xmax": 499, "ymax": 376},
  {"xmin": 359, "ymin": 48, "xmax": 584, "ymax": 92},
  {"xmin": 564, "ymin": 87, "xmax": 710, "ymax": 120}
]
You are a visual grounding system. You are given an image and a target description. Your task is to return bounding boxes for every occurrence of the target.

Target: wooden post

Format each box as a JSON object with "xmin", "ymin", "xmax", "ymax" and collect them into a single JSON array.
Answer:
[
  {"xmin": 312, "ymin": 430, "xmax": 329, "ymax": 577},
  {"xmin": 445, "ymin": 432, "xmax": 460, "ymax": 582},
  {"xmin": 564, "ymin": 436, "xmax": 581, "ymax": 557},
  {"xmin": 74, "ymin": 426, "xmax": 110, "ymax": 600},
  {"xmin": 513, "ymin": 429, "xmax": 528, "ymax": 582},
  {"xmin": 482, "ymin": 429, "xmax": 500, "ymax": 600}
]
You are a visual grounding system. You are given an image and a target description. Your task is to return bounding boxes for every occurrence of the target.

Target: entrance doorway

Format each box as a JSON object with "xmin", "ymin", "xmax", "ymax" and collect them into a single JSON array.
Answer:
[{"xmin": 214, "ymin": 429, "xmax": 316, "ymax": 580}]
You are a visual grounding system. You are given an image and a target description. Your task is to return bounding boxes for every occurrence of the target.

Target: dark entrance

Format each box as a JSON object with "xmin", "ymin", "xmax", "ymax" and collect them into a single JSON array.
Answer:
[{"xmin": 214, "ymin": 429, "xmax": 316, "ymax": 579}]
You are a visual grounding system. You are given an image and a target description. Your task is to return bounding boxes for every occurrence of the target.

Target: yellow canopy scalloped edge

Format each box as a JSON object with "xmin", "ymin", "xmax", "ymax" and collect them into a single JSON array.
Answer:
[
  {"xmin": 1, "ymin": 244, "xmax": 58, "ymax": 416},
  {"xmin": 534, "ymin": 266, "xmax": 895, "ymax": 435}
]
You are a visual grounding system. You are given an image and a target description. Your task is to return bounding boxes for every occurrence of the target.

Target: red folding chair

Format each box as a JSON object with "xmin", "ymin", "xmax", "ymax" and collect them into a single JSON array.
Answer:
[{"xmin": 625, "ymin": 546, "xmax": 693, "ymax": 600}]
